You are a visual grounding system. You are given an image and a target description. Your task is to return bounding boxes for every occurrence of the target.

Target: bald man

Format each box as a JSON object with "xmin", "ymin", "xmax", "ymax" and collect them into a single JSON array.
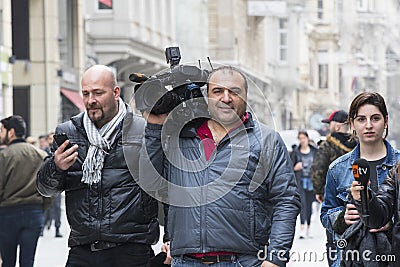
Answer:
[{"xmin": 37, "ymin": 65, "xmax": 159, "ymax": 266}]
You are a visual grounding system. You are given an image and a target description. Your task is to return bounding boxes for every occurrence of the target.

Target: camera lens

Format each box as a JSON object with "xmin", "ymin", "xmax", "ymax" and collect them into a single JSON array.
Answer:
[{"xmin": 134, "ymin": 79, "xmax": 166, "ymax": 112}]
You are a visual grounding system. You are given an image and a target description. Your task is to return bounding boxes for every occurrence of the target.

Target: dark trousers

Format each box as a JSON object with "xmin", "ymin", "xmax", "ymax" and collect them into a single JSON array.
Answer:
[
  {"xmin": 0, "ymin": 205, "xmax": 44, "ymax": 267},
  {"xmin": 299, "ymin": 188, "xmax": 315, "ymax": 225},
  {"xmin": 44, "ymin": 193, "xmax": 62, "ymax": 229},
  {"xmin": 66, "ymin": 242, "xmax": 155, "ymax": 267}
]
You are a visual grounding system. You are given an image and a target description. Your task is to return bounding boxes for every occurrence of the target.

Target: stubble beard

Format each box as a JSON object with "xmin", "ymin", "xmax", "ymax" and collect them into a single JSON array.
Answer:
[{"xmin": 89, "ymin": 108, "xmax": 105, "ymax": 128}]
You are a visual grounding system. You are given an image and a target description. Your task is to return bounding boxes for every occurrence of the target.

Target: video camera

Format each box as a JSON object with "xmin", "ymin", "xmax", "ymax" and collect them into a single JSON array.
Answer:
[{"xmin": 130, "ymin": 47, "xmax": 210, "ymax": 123}]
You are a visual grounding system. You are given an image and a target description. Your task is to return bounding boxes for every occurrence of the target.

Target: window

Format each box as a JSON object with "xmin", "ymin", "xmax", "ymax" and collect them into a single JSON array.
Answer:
[
  {"xmin": 0, "ymin": 9, "xmax": 2, "ymax": 45},
  {"xmin": 357, "ymin": 0, "xmax": 374, "ymax": 12},
  {"xmin": 310, "ymin": 60, "xmax": 315, "ymax": 87},
  {"xmin": 369, "ymin": 0, "xmax": 375, "ymax": 11},
  {"xmin": 12, "ymin": 0, "xmax": 30, "ymax": 59},
  {"xmin": 357, "ymin": 0, "xmax": 367, "ymax": 11},
  {"xmin": 59, "ymin": 0, "xmax": 74, "ymax": 66},
  {"xmin": 98, "ymin": 0, "xmax": 113, "ymax": 10},
  {"xmin": 318, "ymin": 64, "xmax": 328, "ymax": 89},
  {"xmin": 317, "ymin": 0, "xmax": 323, "ymax": 19},
  {"xmin": 337, "ymin": 0, "xmax": 344, "ymax": 13},
  {"xmin": 278, "ymin": 18, "xmax": 288, "ymax": 63}
]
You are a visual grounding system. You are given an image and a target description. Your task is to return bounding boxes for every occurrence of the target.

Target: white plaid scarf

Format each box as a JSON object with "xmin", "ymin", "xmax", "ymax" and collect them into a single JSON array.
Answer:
[{"xmin": 82, "ymin": 98, "xmax": 126, "ymax": 185}]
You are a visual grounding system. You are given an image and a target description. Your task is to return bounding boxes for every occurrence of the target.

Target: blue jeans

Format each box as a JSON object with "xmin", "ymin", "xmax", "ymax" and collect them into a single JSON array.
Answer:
[
  {"xmin": 0, "ymin": 205, "xmax": 44, "ymax": 267},
  {"xmin": 172, "ymin": 254, "xmax": 262, "ymax": 267}
]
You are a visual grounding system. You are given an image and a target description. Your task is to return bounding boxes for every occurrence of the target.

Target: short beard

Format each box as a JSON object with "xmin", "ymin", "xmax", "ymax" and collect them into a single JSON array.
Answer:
[
  {"xmin": 1, "ymin": 133, "xmax": 9, "ymax": 145},
  {"xmin": 89, "ymin": 111, "xmax": 105, "ymax": 128}
]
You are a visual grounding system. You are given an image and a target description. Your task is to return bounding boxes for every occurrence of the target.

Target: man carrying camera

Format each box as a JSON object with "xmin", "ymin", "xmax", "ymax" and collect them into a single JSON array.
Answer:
[
  {"xmin": 142, "ymin": 66, "xmax": 300, "ymax": 266},
  {"xmin": 37, "ymin": 65, "xmax": 159, "ymax": 266}
]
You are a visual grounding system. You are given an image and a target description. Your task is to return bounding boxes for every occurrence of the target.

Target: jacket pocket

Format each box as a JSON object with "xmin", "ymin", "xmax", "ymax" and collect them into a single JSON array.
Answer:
[
  {"xmin": 250, "ymin": 199, "xmax": 270, "ymax": 245},
  {"xmin": 140, "ymin": 189, "xmax": 158, "ymax": 222}
]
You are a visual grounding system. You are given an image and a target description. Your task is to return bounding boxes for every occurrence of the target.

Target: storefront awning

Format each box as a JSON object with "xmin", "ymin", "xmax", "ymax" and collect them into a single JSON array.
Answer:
[{"xmin": 61, "ymin": 88, "xmax": 85, "ymax": 111}]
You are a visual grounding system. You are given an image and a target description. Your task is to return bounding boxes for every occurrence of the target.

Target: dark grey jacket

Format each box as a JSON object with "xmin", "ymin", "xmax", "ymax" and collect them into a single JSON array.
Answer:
[
  {"xmin": 142, "ymin": 114, "xmax": 300, "ymax": 267},
  {"xmin": 37, "ymin": 109, "xmax": 159, "ymax": 247}
]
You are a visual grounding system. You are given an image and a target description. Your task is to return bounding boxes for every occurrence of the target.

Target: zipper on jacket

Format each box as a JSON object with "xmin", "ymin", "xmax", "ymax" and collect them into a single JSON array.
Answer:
[
  {"xmin": 96, "ymin": 182, "xmax": 102, "ymax": 241},
  {"xmin": 199, "ymin": 126, "xmax": 252, "ymax": 253},
  {"xmin": 200, "ymin": 167, "xmax": 209, "ymax": 253}
]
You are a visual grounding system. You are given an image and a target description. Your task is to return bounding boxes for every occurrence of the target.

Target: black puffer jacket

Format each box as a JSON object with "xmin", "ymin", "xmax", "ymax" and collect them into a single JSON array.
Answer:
[{"xmin": 37, "ymin": 109, "xmax": 159, "ymax": 247}]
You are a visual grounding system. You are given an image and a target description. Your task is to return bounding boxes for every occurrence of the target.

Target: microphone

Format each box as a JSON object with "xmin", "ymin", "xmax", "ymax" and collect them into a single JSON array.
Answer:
[
  {"xmin": 130, "ymin": 73, "xmax": 149, "ymax": 94},
  {"xmin": 129, "ymin": 73, "xmax": 149, "ymax": 83},
  {"xmin": 352, "ymin": 158, "xmax": 370, "ymax": 218}
]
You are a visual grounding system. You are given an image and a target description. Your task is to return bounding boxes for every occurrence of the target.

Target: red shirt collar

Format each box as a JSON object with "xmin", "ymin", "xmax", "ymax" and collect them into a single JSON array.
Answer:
[
  {"xmin": 197, "ymin": 112, "xmax": 249, "ymax": 141},
  {"xmin": 196, "ymin": 112, "xmax": 249, "ymax": 160}
]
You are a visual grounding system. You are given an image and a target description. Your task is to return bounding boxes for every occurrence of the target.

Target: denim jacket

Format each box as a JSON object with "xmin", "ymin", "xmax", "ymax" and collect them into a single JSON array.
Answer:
[{"xmin": 321, "ymin": 140, "xmax": 400, "ymax": 236}]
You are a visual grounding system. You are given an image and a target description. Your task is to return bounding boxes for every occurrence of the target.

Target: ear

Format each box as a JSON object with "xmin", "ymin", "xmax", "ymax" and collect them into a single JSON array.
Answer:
[
  {"xmin": 349, "ymin": 119, "xmax": 355, "ymax": 130},
  {"xmin": 113, "ymin": 86, "xmax": 120, "ymax": 100},
  {"xmin": 385, "ymin": 115, "xmax": 389, "ymax": 129},
  {"xmin": 8, "ymin": 128, "xmax": 16, "ymax": 139},
  {"xmin": 335, "ymin": 123, "xmax": 341, "ymax": 132}
]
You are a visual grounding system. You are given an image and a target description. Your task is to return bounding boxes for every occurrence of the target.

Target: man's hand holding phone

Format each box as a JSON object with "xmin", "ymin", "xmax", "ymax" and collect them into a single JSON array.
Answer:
[{"xmin": 53, "ymin": 133, "xmax": 79, "ymax": 171}]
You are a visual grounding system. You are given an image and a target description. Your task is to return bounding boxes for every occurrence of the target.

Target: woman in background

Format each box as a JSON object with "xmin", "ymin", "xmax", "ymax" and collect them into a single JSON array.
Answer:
[{"xmin": 292, "ymin": 130, "xmax": 317, "ymax": 239}]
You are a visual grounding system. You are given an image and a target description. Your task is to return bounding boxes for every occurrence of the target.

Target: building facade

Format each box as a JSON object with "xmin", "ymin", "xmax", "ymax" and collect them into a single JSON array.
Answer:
[
  {"xmin": 1, "ymin": 0, "xmax": 85, "ymax": 138},
  {"xmin": 85, "ymin": 0, "xmax": 176, "ymax": 107},
  {"xmin": 2, "ymin": 0, "xmax": 400, "ymax": 144},
  {"xmin": 0, "ymin": 0, "xmax": 13, "ymax": 121}
]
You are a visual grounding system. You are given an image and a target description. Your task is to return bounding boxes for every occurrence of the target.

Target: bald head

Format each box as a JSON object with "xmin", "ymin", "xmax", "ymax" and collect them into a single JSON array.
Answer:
[
  {"xmin": 81, "ymin": 65, "xmax": 120, "ymax": 128},
  {"xmin": 207, "ymin": 66, "xmax": 248, "ymax": 94},
  {"xmin": 82, "ymin": 65, "xmax": 117, "ymax": 90}
]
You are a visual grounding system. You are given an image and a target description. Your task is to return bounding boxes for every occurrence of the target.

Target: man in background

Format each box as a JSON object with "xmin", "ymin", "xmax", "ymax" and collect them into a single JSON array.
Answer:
[
  {"xmin": 38, "ymin": 134, "xmax": 50, "ymax": 155},
  {"xmin": 0, "ymin": 115, "xmax": 49, "ymax": 267},
  {"xmin": 38, "ymin": 133, "xmax": 63, "ymax": 238}
]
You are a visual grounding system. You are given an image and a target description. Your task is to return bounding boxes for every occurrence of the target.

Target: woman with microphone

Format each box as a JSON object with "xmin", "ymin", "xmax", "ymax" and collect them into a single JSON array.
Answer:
[{"xmin": 320, "ymin": 92, "xmax": 400, "ymax": 266}]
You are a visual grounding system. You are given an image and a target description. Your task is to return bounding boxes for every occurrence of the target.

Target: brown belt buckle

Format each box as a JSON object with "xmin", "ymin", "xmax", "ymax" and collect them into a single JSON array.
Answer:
[{"xmin": 200, "ymin": 255, "xmax": 221, "ymax": 264}]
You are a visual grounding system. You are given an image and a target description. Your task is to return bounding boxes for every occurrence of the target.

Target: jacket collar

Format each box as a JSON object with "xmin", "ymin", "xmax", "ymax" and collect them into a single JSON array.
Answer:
[
  {"xmin": 180, "ymin": 112, "xmax": 255, "ymax": 138},
  {"xmin": 349, "ymin": 139, "xmax": 398, "ymax": 168},
  {"xmin": 329, "ymin": 132, "xmax": 357, "ymax": 151},
  {"xmin": 70, "ymin": 103, "xmax": 132, "ymax": 138},
  {"xmin": 9, "ymin": 138, "xmax": 26, "ymax": 145}
]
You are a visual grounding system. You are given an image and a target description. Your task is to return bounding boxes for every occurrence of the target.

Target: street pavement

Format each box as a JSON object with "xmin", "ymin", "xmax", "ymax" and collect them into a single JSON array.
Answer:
[
  {"xmin": 30, "ymin": 201, "xmax": 328, "ymax": 267},
  {"xmin": 288, "ymin": 202, "xmax": 328, "ymax": 267}
]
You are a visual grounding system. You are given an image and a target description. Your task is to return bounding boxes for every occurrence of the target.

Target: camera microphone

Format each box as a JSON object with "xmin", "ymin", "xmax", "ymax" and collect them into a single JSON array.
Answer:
[
  {"xmin": 129, "ymin": 73, "xmax": 149, "ymax": 83},
  {"xmin": 352, "ymin": 158, "xmax": 370, "ymax": 219}
]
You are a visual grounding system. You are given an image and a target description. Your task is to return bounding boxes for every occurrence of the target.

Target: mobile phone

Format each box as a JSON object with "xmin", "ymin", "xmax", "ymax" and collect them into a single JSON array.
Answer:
[{"xmin": 53, "ymin": 133, "xmax": 73, "ymax": 150}]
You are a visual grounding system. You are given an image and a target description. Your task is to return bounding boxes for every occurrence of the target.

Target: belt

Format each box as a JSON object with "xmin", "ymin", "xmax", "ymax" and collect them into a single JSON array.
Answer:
[
  {"xmin": 185, "ymin": 254, "xmax": 236, "ymax": 264},
  {"xmin": 90, "ymin": 241, "xmax": 121, "ymax": 252}
]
